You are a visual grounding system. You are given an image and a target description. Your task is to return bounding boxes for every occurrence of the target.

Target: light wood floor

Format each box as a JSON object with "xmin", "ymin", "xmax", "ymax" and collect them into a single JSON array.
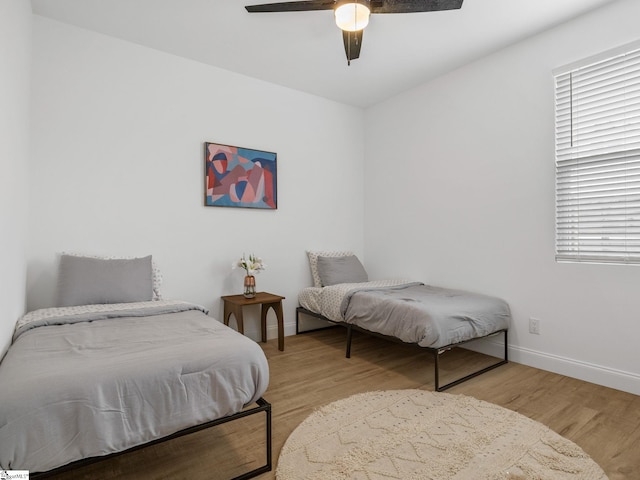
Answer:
[{"xmin": 50, "ymin": 327, "xmax": 639, "ymax": 480}]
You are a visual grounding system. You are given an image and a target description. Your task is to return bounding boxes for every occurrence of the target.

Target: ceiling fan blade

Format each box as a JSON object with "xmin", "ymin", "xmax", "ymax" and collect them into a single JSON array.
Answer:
[
  {"xmin": 245, "ymin": 0, "xmax": 336, "ymax": 13},
  {"xmin": 342, "ymin": 29, "xmax": 363, "ymax": 65},
  {"xmin": 370, "ymin": 0, "xmax": 463, "ymax": 14}
]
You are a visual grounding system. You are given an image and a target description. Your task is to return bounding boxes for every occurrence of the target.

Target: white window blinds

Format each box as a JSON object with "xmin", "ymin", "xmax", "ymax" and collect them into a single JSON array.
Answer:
[{"xmin": 555, "ymin": 44, "xmax": 640, "ymax": 264}]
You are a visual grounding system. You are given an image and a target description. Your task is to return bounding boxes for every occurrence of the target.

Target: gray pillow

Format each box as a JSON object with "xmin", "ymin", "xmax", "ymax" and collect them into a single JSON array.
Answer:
[
  {"xmin": 316, "ymin": 255, "xmax": 368, "ymax": 287},
  {"xmin": 57, "ymin": 254, "xmax": 153, "ymax": 307}
]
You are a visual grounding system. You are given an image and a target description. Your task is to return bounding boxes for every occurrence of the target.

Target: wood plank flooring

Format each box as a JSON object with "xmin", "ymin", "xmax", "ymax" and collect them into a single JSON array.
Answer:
[{"xmin": 48, "ymin": 327, "xmax": 640, "ymax": 479}]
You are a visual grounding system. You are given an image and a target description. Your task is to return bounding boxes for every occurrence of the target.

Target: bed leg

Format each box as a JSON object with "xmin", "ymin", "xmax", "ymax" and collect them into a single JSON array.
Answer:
[
  {"xmin": 434, "ymin": 351, "xmax": 441, "ymax": 391},
  {"xmin": 346, "ymin": 325, "xmax": 352, "ymax": 358},
  {"xmin": 504, "ymin": 329, "xmax": 509, "ymax": 362},
  {"xmin": 295, "ymin": 308, "xmax": 299, "ymax": 334},
  {"xmin": 265, "ymin": 398, "xmax": 273, "ymax": 474}
]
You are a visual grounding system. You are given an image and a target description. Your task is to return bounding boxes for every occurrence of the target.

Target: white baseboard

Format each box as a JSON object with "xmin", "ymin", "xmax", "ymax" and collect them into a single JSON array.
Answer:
[{"xmin": 464, "ymin": 337, "xmax": 640, "ymax": 397}]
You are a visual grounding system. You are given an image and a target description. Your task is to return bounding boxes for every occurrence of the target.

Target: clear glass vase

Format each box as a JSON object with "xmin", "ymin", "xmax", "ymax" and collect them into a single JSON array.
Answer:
[{"xmin": 243, "ymin": 275, "xmax": 256, "ymax": 298}]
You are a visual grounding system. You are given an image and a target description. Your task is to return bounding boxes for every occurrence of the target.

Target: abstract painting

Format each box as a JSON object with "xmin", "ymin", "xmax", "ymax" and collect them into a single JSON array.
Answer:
[{"xmin": 204, "ymin": 142, "xmax": 277, "ymax": 209}]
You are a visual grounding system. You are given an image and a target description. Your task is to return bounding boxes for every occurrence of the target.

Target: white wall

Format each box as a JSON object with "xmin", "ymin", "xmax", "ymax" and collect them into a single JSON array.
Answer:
[
  {"xmin": 364, "ymin": 0, "xmax": 640, "ymax": 395},
  {"xmin": 28, "ymin": 16, "xmax": 365, "ymax": 340},
  {"xmin": 0, "ymin": 0, "xmax": 31, "ymax": 360}
]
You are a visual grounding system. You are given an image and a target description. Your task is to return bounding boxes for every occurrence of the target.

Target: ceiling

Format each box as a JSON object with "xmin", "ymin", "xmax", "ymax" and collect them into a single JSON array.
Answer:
[{"xmin": 30, "ymin": 0, "xmax": 620, "ymax": 108}]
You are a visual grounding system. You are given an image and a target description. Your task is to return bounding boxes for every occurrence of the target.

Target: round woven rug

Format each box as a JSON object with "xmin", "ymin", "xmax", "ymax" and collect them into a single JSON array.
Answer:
[{"xmin": 276, "ymin": 389, "xmax": 608, "ymax": 480}]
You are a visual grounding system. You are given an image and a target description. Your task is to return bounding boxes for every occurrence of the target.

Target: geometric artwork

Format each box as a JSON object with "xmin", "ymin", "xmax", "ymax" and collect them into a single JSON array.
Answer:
[{"xmin": 204, "ymin": 142, "xmax": 277, "ymax": 209}]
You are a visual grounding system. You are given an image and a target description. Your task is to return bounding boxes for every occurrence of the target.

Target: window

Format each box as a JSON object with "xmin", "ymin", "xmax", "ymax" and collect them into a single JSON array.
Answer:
[{"xmin": 554, "ymin": 42, "xmax": 640, "ymax": 264}]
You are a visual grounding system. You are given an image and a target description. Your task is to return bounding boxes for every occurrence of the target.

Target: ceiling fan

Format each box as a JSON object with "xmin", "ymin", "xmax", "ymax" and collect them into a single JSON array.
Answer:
[{"xmin": 245, "ymin": 0, "xmax": 464, "ymax": 65}]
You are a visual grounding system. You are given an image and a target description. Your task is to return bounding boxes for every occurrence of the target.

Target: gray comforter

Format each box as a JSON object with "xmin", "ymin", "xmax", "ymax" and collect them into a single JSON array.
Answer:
[
  {"xmin": 341, "ymin": 284, "xmax": 510, "ymax": 349},
  {"xmin": 0, "ymin": 302, "xmax": 269, "ymax": 473}
]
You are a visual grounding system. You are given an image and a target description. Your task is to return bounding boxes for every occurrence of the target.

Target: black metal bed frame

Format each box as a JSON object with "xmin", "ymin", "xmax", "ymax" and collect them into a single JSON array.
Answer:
[
  {"xmin": 296, "ymin": 306, "xmax": 508, "ymax": 392},
  {"xmin": 31, "ymin": 397, "xmax": 272, "ymax": 480}
]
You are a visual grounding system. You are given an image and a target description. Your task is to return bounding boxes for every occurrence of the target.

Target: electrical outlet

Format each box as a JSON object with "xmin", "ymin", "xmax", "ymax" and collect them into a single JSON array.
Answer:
[{"xmin": 529, "ymin": 317, "xmax": 540, "ymax": 335}]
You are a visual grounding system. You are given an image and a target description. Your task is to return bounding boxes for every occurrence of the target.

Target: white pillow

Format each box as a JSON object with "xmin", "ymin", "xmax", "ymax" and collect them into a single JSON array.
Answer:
[{"xmin": 306, "ymin": 250, "xmax": 354, "ymax": 288}]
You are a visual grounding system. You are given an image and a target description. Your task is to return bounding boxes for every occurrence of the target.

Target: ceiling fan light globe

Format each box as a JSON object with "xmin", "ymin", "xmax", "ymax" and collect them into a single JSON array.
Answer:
[{"xmin": 335, "ymin": 2, "xmax": 370, "ymax": 32}]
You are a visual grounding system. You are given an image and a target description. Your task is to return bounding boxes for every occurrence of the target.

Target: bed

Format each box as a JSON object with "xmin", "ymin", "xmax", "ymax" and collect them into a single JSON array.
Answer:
[
  {"xmin": 0, "ymin": 254, "xmax": 271, "ymax": 479},
  {"xmin": 297, "ymin": 251, "xmax": 511, "ymax": 391}
]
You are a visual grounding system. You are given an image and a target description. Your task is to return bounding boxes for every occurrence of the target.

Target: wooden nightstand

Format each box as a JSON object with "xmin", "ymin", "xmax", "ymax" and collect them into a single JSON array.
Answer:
[{"xmin": 221, "ymin": 292, "xmax": 285, "ymax": 351}]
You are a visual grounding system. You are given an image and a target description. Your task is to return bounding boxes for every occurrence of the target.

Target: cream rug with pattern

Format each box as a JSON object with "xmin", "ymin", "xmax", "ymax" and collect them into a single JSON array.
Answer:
[{"xmin": 276, "ymin": 389, "xmax": 608, "ymax": 480}]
